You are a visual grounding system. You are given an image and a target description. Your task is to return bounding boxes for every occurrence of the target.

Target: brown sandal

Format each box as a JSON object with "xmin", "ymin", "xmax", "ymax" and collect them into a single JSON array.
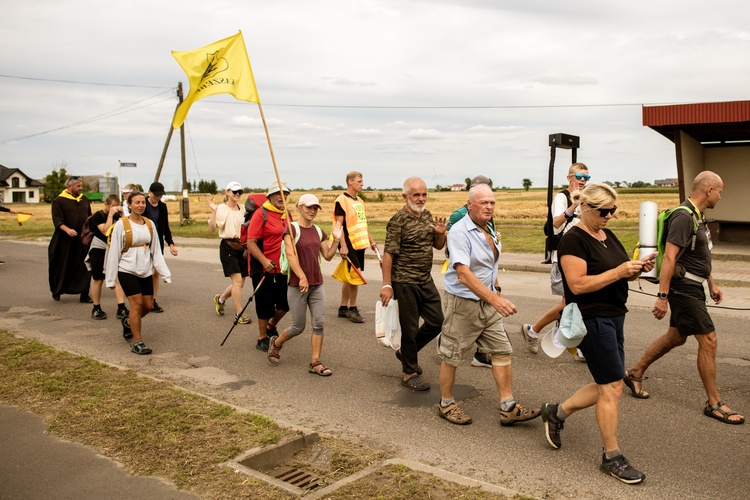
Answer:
[
  {"xmin": 309, "ymin": 361, "xmax": 332, "ymax": 377},
  {"xmin": 267, "ymin": 336, "xmax": 281, "ymax": 364},
  {"xmin": 624, "ymin": 370, "xmax": 650, "ymax": 399}
]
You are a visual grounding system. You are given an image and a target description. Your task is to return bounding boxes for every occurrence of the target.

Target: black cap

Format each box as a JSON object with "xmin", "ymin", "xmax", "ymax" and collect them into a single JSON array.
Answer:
[{"xmin": 149, "ymin": 182, "xmax": 165, "ymax": 195}]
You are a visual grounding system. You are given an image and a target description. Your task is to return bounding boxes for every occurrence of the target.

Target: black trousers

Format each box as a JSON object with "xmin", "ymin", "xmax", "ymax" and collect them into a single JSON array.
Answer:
[{"xmin": 392, "ymin": 280, "xmax": 443, "ymax": 375}]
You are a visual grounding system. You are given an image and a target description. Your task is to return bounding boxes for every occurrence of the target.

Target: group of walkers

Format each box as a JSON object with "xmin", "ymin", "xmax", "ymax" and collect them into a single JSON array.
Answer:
[
  {"xmin": 45, "ymin": 168, "xmax": 743, "ymax": 485},
  {"xmin": 48, "ymin": 178, "xmax": 174, "ymax": 354}
]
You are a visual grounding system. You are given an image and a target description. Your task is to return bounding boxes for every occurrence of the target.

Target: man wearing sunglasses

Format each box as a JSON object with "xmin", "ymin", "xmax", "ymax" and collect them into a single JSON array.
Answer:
[{"xmin": 522, "ymin": 163, "xmax": 589, "ymax": 356}]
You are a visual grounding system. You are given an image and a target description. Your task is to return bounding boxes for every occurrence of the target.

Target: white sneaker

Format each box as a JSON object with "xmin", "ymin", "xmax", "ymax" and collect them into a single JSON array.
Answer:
[{"xmin": 521, "ymin": 324, "xmax": 540, "ymax": 354}]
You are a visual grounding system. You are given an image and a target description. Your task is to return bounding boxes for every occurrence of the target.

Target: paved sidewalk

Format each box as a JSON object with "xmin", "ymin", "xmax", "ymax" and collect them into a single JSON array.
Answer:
[{"xmin": 0, "ymin": 405, "xmax": 198, "ymax": 500}]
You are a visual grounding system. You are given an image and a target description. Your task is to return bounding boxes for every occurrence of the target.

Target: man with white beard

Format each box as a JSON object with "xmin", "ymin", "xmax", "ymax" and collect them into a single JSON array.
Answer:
[{"xmin": 380, "ymin": 177, "xmax": 447, "ymax": 391}]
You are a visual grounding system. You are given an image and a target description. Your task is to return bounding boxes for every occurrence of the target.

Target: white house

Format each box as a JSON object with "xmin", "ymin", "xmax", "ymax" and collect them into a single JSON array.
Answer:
[{"xmin": 0, "ymin": 164, "xmax": 44, "ymax": 204}]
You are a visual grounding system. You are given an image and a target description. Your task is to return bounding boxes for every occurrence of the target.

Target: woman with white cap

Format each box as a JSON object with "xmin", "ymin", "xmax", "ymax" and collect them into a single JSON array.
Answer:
[
  {"xmin": 208, "ymin": 181, "xmax": 251, "ymax": 324},
  {"xmin": 267, "ymin": 194, "xmax": 342, "ymax": 375}
]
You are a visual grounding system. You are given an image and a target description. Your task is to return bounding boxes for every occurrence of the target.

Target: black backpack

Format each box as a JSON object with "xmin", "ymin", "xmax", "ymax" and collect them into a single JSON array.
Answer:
[{"xmin": 543, "ymin": 189, "xmax": 572, "ymax": 252}]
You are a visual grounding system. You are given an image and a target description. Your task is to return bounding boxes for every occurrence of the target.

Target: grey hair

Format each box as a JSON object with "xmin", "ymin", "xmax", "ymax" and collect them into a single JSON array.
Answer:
[{"xmin": 467, "ymin": 184, "xmax": 493, "ymax": 202}]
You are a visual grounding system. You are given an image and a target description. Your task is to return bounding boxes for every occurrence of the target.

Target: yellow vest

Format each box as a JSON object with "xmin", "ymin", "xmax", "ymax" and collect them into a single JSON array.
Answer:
[{"xmin": 335, "ymin": 193, "xmax": 369, "ymax": 250}]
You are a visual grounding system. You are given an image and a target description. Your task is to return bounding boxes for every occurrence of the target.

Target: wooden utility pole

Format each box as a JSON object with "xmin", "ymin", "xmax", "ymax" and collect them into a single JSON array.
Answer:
[{"xmin": 155, "ymin": 82, "xmax": 190, "ymax": 223}]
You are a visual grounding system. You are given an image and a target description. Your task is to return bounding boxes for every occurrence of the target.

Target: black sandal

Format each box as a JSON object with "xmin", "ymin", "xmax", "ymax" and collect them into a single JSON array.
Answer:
[
  {"xmin": 624, "ymin": 370, "xmax": 649, "ymax": 399},
  {"xmin": 704, "ymin": 401, "xmax": 745, "ymax": 425}
]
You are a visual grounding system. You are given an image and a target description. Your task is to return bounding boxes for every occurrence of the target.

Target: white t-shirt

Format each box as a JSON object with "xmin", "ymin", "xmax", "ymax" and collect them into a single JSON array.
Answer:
[
  {"xmin": 551, "ymin": 191, "xmax": 580, "ymax": 263},
  {"xmin": 214, "ymin": 204, "xmax": 244, "ymax": 240}
]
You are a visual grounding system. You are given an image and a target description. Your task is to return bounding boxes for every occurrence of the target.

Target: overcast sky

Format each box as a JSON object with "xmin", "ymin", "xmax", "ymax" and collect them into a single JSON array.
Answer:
[{"xmin": 1, "ymin": 0, "xmax": 749, "ymax": 192}]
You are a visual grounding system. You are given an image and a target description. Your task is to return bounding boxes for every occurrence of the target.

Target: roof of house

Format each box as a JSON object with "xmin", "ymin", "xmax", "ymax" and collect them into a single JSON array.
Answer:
[
  {"xmin": 0, "ymin": 164, "xmax": 44, "ymax": 188},
  {"xmin": 643, "ymin": 100, "xmax": 750, "ymax": 144}
]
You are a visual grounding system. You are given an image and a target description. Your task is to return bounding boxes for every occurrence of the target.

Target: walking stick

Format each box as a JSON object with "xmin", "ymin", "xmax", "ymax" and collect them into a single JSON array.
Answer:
[{"xmin": 220, "ymin": 275, "xmax": 266, "ymax": 346}]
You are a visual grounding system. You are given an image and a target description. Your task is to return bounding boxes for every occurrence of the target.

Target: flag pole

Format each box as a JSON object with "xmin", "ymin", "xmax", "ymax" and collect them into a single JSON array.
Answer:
[{"xmin": 256, "ymin": 102, "xmax": 297, "ymax": 257}]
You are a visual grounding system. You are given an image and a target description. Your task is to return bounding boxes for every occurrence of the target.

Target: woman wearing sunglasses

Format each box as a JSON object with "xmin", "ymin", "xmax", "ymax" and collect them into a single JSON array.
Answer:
[
  {"xmin": 208, "ymin": 181, "xmax": 251, "ymax": 324},
  {"xmin": 540, "ymin": 183, "xmax": 656, "ymax": 484}
]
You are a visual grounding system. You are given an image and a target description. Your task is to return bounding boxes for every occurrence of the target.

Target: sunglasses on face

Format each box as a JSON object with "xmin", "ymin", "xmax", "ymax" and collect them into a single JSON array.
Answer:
[
  {"xmin": 574, "ymin": 173, "xmax": 591, "ymax": 181},
  {"xmin": 232, "ymin": 190, "xmax": 243, "ymax": 195},
  {"xmin": 591, "ymin": 205, "xmax": 617, "ymax": 217}
]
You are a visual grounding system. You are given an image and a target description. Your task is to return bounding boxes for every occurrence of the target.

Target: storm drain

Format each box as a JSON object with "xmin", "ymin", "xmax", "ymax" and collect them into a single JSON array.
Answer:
[
  {"xmin": 271, "ymin": 467, "xmax": 323, "ymax": 491},
  {"xmin": 222, "ymin": 431, "xmax": 324, "ymax": 496}
]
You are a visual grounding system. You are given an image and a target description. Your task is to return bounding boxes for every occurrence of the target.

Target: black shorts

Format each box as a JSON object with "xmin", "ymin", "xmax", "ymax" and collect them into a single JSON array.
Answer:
[
  {"xmin": 669, "ymin": 280, "xmax": 715, "ymax": 336},
  {"xmin": 219, "ymin": 240, "xmax": 248, "ymax": 277},
  {"xmin": 89, "ymin": 248, "xmax": 106, "ymax": 281},
  {"xmin": 118, "ymin": 271, "xmax": 154, "ymax": 297},
  {"xmin": 251, "ymin": 273, "xmax": 289, "ymax": 320},
  {"xmin": 578, "ymin": 315, "xmax": 625, "ymax": 385},
  {"xmin": 346, "ymin": 249, "xmax": 366, "ymax": 271}
]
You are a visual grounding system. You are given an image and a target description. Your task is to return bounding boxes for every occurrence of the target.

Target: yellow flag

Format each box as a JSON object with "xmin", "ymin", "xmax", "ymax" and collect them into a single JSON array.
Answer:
[
  {"xmin": 171, "ymin": 31, "xmax": 259, "ymax": 129},
  {"xmin": 16, "ymin": 213, "xmax": 32, "ymax": 226}
]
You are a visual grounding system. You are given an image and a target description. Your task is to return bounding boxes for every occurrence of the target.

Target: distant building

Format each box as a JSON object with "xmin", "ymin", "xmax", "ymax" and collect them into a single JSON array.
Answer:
[
  {"xmin": 654, "ymin": 178, "xmax": 679, "ymax": 187},
  {"xmin": 450, "ymin": 183, "xmax": 465, "ymax": 191},
  {"xmin": 0, "ymin": 164, "xmax": 43, "ymax": 204},
  {"xmin": 82, "ymin": 173, "xmax": 118, "ymax": 200}
]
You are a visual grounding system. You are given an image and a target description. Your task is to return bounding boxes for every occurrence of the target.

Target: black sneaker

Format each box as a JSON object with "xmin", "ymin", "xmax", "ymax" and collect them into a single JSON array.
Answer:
[
  {"xmin": 131, "ymin": 341, "xmax": 152, "ymax": 355},
  {"xmin": 470, "ymin": 351, "xmax": 492, "ymax": 368},
  {"xmin": 267, "ymin": 324, "xmax": 279, "ymax": 337},
  {"xmin": 337, "ymin": 307, "xmax": 349, "ymax": 318},
  {"xmin": 91, "ymin": 307, "xmax": 107, "ymax": 320},
  {"xmin": 348, "ymin": 307, "xmax": 364, "ymax": 323},
  {"xmin": 122, "ymin": 317, "xmax": 133, "ymax": 342},
  {"xmin": 80, "ymin": 294, "xmax": 93, "ymax": 304},
  {"xmin": 600, "ymin": 452, "xmax": 646, "ymax": 484},
  {"xmin": 116, "ymin": 307, "xmax": 129, "ymax": 320},
  {"xmin": 256, "ymin": 337, "xmax": 270, "ymax": 352},
  {"xmin": 541, "ymin": 403, "xmax": 564, "ymax": 449},
  {"xmin": 151, "ymin": 301, "xmax": 164, "ymax": 313}
]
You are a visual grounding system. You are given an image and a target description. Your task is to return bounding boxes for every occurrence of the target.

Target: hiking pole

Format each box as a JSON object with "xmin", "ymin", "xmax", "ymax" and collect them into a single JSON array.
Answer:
[{"xmin": 220, "ymin": 275, "xmax": 266, "ymax": 346}]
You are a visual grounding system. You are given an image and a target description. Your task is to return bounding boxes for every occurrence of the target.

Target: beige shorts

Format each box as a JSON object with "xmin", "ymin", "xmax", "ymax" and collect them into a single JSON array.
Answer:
[{"xmin": 438, "ymin": 292, "xmax": 513, "ymax": 366}]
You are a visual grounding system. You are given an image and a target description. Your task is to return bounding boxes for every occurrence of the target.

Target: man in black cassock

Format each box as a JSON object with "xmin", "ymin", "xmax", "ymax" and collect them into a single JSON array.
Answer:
[{"xmin": 48, "ymin": 176, "xmax": 92, "ymax": 301}]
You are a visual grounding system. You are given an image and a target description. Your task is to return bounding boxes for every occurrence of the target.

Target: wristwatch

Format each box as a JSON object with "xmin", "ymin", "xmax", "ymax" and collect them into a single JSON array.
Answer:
[
  {"xmin": 494, "ymin": 286, "xmax": 502, "ymax": 293},
  {"xmin": 657, "ymin": 292, "xmax": 669, "ymax": 300}
]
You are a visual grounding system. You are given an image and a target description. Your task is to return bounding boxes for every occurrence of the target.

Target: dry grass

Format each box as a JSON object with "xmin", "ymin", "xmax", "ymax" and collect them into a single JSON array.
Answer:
[{"xmin": 0, "ymin": 331, "xmax": 519, "ymax": 499}]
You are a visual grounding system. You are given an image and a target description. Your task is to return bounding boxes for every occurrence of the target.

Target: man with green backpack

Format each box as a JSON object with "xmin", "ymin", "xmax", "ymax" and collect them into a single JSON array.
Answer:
[{"xmin": 626, "ymin": 171, "xmax": 744, "ymax": 425}]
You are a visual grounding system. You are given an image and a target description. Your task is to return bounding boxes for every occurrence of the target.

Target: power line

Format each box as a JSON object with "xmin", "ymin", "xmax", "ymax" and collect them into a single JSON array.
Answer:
[
  {"xmin": 0, "ymin": 73, "xmax": 172, "ymax": 90},
  {"xmin": 0, "ymin": 90, "xmax": 175, "ymax": 145}
]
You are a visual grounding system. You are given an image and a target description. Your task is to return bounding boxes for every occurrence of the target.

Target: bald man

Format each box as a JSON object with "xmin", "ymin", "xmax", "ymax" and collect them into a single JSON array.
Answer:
[
  {"xmin": 380, "ymin": 177, "xmax": 446, "ymax": 391},
  {"xmin": 626, "ymin": 171, "xmax": 744, "ymax": 425}
]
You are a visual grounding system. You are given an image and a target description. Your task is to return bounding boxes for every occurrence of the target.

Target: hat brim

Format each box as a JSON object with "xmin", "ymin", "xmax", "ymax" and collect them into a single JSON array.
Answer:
[{"xmin": 541, "ymin": 329, "xmax": 566, "ymax": 358}]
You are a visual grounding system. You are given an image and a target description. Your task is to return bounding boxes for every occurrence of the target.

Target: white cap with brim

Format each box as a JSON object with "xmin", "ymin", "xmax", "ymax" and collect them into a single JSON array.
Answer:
[
  {"xmin": 226, "ymin": 181, "xmax": 242, "ymax": 191},
  {"xmin": 267, "ymin": 179, "xmax": 290, "ymax": 196},
  {"xmin": 558, "ymin": 302, "xmax": 587, "ymax": 348},
  {"xmin": 541, "ymin": 327, "xmax": 566, "ymax": 358},
  {"xmin": 297, "ymin": 193, "xmax": 321, "ymax": 208}
]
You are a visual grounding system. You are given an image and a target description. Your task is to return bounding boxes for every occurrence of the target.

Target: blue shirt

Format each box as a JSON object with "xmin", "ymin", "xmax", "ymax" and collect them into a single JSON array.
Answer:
[{"xmin": 444, "ymin": 213, "xmax": 501, "ymax": 300}]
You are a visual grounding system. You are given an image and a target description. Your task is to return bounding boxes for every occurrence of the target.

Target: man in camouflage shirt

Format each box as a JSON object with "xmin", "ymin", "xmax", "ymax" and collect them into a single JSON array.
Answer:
[{"xmin": 380, "ymin": 177, "xmax": 447, "ymax": 391}]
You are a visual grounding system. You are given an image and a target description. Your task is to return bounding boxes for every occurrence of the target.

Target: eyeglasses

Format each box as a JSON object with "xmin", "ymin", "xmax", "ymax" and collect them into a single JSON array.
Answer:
[
  {"xmin": 232, "ymin": 190, "xmax": 243, "ymax": 195},
  {"xmin": 591, "ymin": 205, "xmax": 617, "ymax": 217},
  {"xmin": 574, "ymin": 173, "xmax": 591, "ymax": 181}
]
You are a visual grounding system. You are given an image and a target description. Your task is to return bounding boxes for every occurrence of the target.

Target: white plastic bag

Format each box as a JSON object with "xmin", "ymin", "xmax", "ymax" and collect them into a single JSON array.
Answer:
[{"xmin": 375, "ymin": 299, "xmax": 401, "ymax": 350}]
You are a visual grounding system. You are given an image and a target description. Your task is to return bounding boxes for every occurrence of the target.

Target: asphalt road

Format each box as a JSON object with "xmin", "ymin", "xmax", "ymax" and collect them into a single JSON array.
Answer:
[{"xmin": 1, "ymin": 239, "xmax": 749, "ymax": 499}]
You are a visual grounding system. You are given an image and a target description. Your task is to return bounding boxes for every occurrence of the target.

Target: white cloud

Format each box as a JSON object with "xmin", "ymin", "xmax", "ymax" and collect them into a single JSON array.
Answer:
[
  {"xmin": 352, "ymin": 128, "xmax": 382, "ymax": 135},
  {"xmin": 408, "ymin": 129, "xmax": 444, "ymax": 140}
]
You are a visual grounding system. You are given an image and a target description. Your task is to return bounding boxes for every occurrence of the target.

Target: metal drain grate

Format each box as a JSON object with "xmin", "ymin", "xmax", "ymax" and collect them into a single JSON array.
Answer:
[{"xmin": 272, "ymin": 467, "xmax": 323, "ymax": 491}]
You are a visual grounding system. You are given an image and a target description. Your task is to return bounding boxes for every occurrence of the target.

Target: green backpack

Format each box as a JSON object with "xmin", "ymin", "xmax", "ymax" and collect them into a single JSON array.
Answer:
[
  {"xmin": 279, "ymin": 222, "xmax": 323, "ymax": 277},
  {"xmin": 647, "ymin": 205, "xmax": 699, "ymax": 283}
]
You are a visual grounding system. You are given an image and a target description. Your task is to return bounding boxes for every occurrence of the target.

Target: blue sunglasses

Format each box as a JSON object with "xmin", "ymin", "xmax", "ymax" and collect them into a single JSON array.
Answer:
[{"xmin": 574, "ymin": 173, "xmax": 591, "ymax": 181}]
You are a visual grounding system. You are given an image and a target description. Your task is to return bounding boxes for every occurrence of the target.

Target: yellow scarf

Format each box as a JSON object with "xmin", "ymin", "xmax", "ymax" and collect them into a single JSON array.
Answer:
[
  {"xmin": 262, "ymin": 200, "xmax": 287, "ymax": 219},
  {"xmin": 58, "ymin": 189, "xmax": 83, "ymax": 202}
]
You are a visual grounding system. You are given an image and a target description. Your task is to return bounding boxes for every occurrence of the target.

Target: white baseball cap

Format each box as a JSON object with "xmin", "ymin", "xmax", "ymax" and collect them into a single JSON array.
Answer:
[
  {"xmin": 226, "ymin": 181, "xmax": 242, "ymax": 191},
  {"xmin": 541, "ymin": 327, "xmax": 566, "ymax": 358},
  {"xmin": 297, "ymin": 193, "xmax": 321, "ymax": 208}
]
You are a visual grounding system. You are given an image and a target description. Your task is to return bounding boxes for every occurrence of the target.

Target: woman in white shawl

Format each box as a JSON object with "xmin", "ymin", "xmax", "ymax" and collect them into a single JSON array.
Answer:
[{"xmin": 105, "ymin": 191, "xmax": 171, "ymax": 355}]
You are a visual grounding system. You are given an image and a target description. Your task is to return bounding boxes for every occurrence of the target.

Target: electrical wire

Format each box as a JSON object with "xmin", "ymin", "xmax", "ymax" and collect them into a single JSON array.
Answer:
[{"xmin": 0, "ymin": 73, "xmax": 171, "ymax": 89}]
